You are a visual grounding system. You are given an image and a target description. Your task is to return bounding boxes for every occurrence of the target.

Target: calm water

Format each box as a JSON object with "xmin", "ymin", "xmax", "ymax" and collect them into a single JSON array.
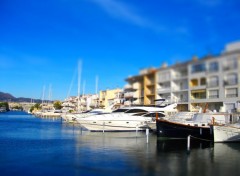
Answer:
[{"xmin": 0, "ymin": 111, "xmax": 240, "ymax": 176}]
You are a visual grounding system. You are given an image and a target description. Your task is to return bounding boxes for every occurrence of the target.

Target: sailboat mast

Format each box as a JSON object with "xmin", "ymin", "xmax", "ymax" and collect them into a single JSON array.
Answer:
[
  {"xmin": 42, "ymin": 85, "xmax": 45, "ymax": 106},
  {"xmin": 95, "ymin": 75, "xmax": 98, "ymax": 107},
  {"xmin": 95, "ymin": 75, "xmax": 98, "ymax": 95},
  {"xmin": 83, "ymin": 80, "xmax": 86, "ymax": 96},
  {"xmin": 48, "ymin": 84, "xmax": 52, "ymax": 104},
  {"xmin": 77, "ymin": 60, "xmax": 82, "ymax": 112}
]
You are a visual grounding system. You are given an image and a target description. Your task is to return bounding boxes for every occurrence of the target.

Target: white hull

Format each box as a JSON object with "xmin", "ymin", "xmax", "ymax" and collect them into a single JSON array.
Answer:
[
  {"xmin": 78, "ymin": 119, "xmax": 148, "ymax": 131},
  {"xmin": 213, "ymin": 125, "xmax": 240, "ymax": 142}
]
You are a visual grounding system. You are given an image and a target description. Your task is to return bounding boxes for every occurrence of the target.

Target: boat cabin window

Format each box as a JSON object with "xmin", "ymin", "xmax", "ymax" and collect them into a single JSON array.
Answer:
[
  {"xmin": 143, "ymin": 113, "xmax": 165, "ymax": 118},
  {"xmin": 132, "ymin": 112, "xmax": 148, "ymax": 116},
  {"xmin": 112, "ymin": 109, "xmax": 129, "ymax": 113},
  {"xmin": 125, "ymin": 109, "xmax": 148, "ymax": 113}
]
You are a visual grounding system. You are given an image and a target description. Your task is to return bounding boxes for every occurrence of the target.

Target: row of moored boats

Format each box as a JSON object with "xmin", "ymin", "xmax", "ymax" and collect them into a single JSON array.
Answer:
[{"xmin": 59, "ymin": 101, "xmax": 240, "ymax": 143}]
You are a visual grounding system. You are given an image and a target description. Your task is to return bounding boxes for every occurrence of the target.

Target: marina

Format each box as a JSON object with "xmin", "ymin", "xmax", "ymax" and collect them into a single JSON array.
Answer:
[{"xmin": 1, "ymin": 111, "xmax": 240, "ymax": 176}]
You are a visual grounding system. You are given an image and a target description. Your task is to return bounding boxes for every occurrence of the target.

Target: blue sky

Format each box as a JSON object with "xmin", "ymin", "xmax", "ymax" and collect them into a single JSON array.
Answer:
[{"xmin": 0, "ymin": 0, "xmax": 240, "ymax": 100}]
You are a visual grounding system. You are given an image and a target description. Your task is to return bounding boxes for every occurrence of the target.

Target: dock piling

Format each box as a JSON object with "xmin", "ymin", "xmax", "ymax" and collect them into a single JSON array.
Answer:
[
  {"xmin": 136, "ymin": 126, "xmax": 138, "ymax": 137},
  {"xmin": 146, "ymin": 128, "xmax": 149, "ymax": 143},
  {"xmin": 187, "ymin": 135, "xmax": 191, "ymax": 151}
]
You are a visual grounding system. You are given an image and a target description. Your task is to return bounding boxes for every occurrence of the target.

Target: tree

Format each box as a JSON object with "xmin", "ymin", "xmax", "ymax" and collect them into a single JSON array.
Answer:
[
  {"xmin": 34, "ymin": 103, "xmax": 41, "ymax": 109},
  {"xmin": 53, "ymin": 101, "xmax": 62, "ymax": 110},
  {"xmin": 0, "ymin": 102, "xmax": 10, "ymax": 111}
]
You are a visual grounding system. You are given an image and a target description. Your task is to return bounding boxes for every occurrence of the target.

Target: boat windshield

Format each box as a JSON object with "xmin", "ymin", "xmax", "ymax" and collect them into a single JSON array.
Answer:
[
  {"xmin": 143, "ymin": 112, "xmax": 165, "ymax": 118},
  {"xmin": 132, "ymin": 112, "xmax": 148, "ymax": 116},
  {"xmin": 125, "ymin": 109, "xmax": 148, "ymax": 113},
  {"xmin": 112, "ymin": 108, "xmax": 129, "ymax": 113}
]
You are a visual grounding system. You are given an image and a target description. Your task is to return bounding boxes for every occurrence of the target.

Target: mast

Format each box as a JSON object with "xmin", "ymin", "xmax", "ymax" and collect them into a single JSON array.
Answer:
[
  {"xmin": 48, "ymin": 84, "xmax": 52, "ymax": 104},
  {"xmin": 83, "ymin": 80, "xmax": 86, "ymax": 96},
  {"xmin": 95, "ymin": 75, "xmax": 99, "ymax": 107},
  {"xmin": 67, "ymin": 67, "xmax": 77, "ymax": 99},
  {"xmin": 95, "ymin": 75, "xmax": 98, "ymax": 95},
  {"xmin": 77, "ymin": 60, "xmax": 82, "ymax": 112},
  {"xmin": 42, "ymin": 85, "xmax": 46, "ymax": 106}
]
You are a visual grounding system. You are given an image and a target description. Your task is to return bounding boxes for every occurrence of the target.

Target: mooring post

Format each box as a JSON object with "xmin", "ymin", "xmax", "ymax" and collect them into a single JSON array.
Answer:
[
  {"xmin": 103, "ymin": 122, "xmax": 105, "ymax": 133},
  {"xmin": 187, "ymin": 135, "xmax": 191, "ymax": 151},
  {"xmin": 146, "ymin": 128, "xmax": 149, "ymax": 143},
  {"xmin": 136, "ymin": 126, "xmax": 138, "ymax": 137}
]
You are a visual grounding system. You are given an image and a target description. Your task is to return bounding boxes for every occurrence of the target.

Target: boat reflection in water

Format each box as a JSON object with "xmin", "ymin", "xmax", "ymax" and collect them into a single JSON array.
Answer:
[
  {"xmin": 71, "ymin": 130, "xmax": 240, "ymax": 176},
  {"xmin": 156, "ymin": 140, "xmax": 240, "ymax": 176},
  {"xmin": 1, "ymin": 111, "xmax": 240, "ymax": 176}
]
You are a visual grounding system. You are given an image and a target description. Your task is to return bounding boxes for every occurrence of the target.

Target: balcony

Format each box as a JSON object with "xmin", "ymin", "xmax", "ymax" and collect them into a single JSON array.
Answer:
[
  {"xmin": 157, "ymin": 88, "xmax": 171, "ymax": 93},
  {"xmin": 124, "ymin": 84, "xmax": 133, "ymax": 90},
  {"xmin": 172, "ymin": 86, "xmax": 188, "ymax": 92},
  {"xmin": 190, "ymin": 85, "xmax": 206, "ymax": 90},
  {"xmin": 177, "ymin": 98, "xmax": 188, "ymax": 103},
  {"xmin": 226, "ymin": 94, "xmax": 238, "ymax": 98},
  {"xmin": 191, "ymin": 96, "xmax": 206, "ymax": 99},
  {"xmin": 208, "ymin": 68, "xmax": 219, "ymax": 73},
  {"xmin": 224, "ymin": 79, "xmax": 238, "ymax": 86},
  {"xmin": 191, "ymin": 90, "xmax": 206, "ymax": 100},
  {"xmin": 223, "ymin": 65, "xmax": 238, "ymax": 71},
  {"xmin": 208, "ymin": 81, "xmax": 219, "ymax": 88},
  {"xmin": 124, "ymin": 92, "xmax": 134, "ymax": 98},
  {"xmin": 209, "ymin": 95, "xmax": 219, "ymax": 99},
  {"xmin": 172, "ymin": 73, "xmax": 188, "ymax": 80}
]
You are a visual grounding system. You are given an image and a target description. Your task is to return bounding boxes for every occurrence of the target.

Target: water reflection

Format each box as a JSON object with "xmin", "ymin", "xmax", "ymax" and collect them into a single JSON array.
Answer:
[{"xmin": 1, "ymin": 112, "xmax": 240, "ymax": 176}]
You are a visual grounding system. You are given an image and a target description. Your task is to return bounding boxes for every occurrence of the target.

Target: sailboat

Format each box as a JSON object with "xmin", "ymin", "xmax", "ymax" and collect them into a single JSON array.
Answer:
[{"xmin": 62, "ymin": 60, "xmax": 82, "ymax": 122}]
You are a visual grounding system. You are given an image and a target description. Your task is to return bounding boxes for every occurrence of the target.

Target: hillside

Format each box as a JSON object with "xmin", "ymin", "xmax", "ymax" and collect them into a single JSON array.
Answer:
[
  {"xmin": 0, "ymin": 92, "xmax": 42, "ymax": 103},
  {"xmin": 0, "ymin": 92, "xmax": 16, "ymax": 101}
]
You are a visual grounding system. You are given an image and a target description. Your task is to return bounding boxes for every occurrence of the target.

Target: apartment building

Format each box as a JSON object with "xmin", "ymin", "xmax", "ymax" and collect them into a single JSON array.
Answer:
[
  {"xmin": 189, "ymin": 42, "xmax": 240, "ymax": 112},
  {"xmin": 124, "ymin": 41, "xmax": 240, "ymax": 112},
  {"xmin": 62, "ymin": 94, "xmax": 99, "ymax": 112},
  {"xmin": 99, "ymin": 88, "xmax": 123, "ymax": 109},
  {"xmin": 124, "ymin": 68, "xmax": 156, "ymax": 106},
  {"xmin": 156, "ymin": 62, "xmax": 189, "ymax": 111}
]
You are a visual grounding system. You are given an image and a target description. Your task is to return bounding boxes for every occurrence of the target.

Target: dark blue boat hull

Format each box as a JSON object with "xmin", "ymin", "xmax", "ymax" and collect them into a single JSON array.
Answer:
[{"xmin": 156, "ymin": 120, "xmax": 213, "ymax": 141}]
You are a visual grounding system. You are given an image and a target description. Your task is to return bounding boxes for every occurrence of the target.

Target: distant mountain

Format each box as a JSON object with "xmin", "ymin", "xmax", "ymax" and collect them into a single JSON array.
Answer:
[
  {"xmin": 0, "ymin": 91, "xmax": 42, "ymax": 103},
  {"xmin": 0, "ymin": 92, "xmax": 15, "ymax": 100}
]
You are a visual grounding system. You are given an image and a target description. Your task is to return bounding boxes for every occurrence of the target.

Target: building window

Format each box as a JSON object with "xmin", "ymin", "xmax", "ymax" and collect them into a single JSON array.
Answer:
[
  {"xmin": 200, "ymin": 78, "xmax": 206, "ymax": 85},
  {"xmin": 190, "ymin": 79, "xmax": 198, "ymax": 87},
  {"xmin": 226, "ymin": 88, "xmax": 238, "ymax": 98},
  {"xmin": 208, "ymin": 62, "xmax": 219, "ymax": 72},
  {"xmin": 224, "ymin": 73, "xmax": 238, "ymax": 85},
  {"xmin": 209, "ymin": 90, "xmax": 219, "ymax": 99},
  {"xmin": 158, "ymin": 71, "xmax": 171, "ymax": 82},
  {"xmin": 191, "ymin": 90, "xmax": 206, "ymax": 99},
  {"xmin": 191, "ymin": 63, "xmax": 206, "ymax": 73},
  {"xmin": 208, "ymin": 76, "xmax": 219, "ymax": 87},
  {"xmin": 223, "ymin": 57, "xmax": 238, "ymax": 71}
]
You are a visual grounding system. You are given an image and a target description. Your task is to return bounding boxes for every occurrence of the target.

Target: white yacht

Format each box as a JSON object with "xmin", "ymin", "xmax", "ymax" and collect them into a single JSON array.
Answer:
[
  {"xmin": 62, "ymin": 108, "xmax": 111, "ymax": 123},
  {"xmin": 76, "ymin": 104, "xmax": 177, "ymax": 132}
]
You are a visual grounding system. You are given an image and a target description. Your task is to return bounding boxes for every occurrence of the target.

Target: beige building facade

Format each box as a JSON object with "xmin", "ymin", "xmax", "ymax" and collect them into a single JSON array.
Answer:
[{"xmin": 124, "ymin": 42, "xmax": 240, "ymax": 112}]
